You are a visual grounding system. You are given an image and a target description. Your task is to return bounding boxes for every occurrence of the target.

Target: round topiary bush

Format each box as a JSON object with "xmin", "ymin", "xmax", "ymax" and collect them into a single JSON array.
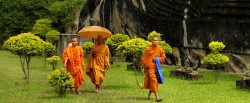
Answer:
[
  {"xmin": 48, "ymin": 68, "xmax": 74, "ymax": 97},
  {"xmin": 201, "ymin": 41, "xmax": 229, "ymax": 83},
  {"xmin": 147, "ymin": 31, "xmax": 162, "ymax": 41},
  {"xmin": 117, "ymin": 38, "xmax": 151, "ymax": 60},
  {"xmin": 82, "ymin": 42, "xmax": 94, "ymax": 51},
  {"xmin": 46, "ymin": 56, "xmax": 61, "ymax": 70}
]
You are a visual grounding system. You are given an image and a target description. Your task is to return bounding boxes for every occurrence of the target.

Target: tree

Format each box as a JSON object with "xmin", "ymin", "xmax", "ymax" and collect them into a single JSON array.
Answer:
[
  {"xmin": 0, "ymin": 0, "xmax": 49, "ymax": 45},
  {"xmin": 32, "ymin": 19, "xmax": 61, "ymax": 44},
  {"xmin": 3, "ymin": 33, "xmax": 48, "ymax": 83},
  {"xmin": 32, "ymin": 19, "xmax": 52, "ymax": 39},
  {"xmin": 158, "ymin": 41, "xmax": 172, "ymax": 54},
  {"xmin": 47, "ymin": 0, "xmax": 87, "ymax": 33},
  {"xmin": 32, "ymin": 18, "xmax": 58, "ymax": 67},
  {"xmin": 0, "ymin": 0, "xmax": 86, "ymax": 45},
  {"xmin": 82, "ymin": 42, "xmax": 94, "ymax": 57},
  {"xmin": 44, "ymin": 42, "xmax": 56, "ymax": 57},
  {"xmin": 45, "ymin": 30, "xmax": 60, "ymax": 43},
  {"xmin": 117, "ymin": 38, "xmax": 151, "ymax": 67},
  {"xmin": 105, "ymin": 33, "xmax": 130, "ymax": 56},
  {"xmin": 106, "ymin": 33, "xmax": 130, "ymax": 66},
  {"xmin": 201, "ymin": 41, "xmax": 229, "ymax": 83},
  {"xmin": 46, "ymin": 56, "xmax": 61, "ymax": 70}
]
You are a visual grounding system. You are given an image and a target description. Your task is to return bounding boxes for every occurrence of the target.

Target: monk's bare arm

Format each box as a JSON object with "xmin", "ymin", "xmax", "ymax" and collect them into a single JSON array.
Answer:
[
  {"xmin": 80, "ymin": 48, "xmax": 85, "ymax": 69},
  {"xmin": 62, "ymin": 50, "xmax": 69, "ymax": 68},
  {"xmin": 105, "ymin": 45, "xmax": 110, "ymax": 69}
]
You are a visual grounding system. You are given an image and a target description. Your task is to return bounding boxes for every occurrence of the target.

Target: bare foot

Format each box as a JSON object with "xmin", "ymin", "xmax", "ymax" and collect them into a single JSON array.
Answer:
[
  {"xmin": 148, "ymin": 91, "xmax": 152, "ymax": 99},
  {"xmin": 156, "ymin": 98, "xmax": 163, "ymax": 102},
  {"xmin": 95, "ymin": 87, "xmax": 99, "ymax": 93},
  {"xmin": 75, "ymin": 90, "xmax": 81, "ymax": 95},
  {"xmin": 69, "ymin": 87, "xmax": 73, "ymax": 94},
  {"xmin": 95, "ymin": 85, "xmax": 100, "ymax": 93}
]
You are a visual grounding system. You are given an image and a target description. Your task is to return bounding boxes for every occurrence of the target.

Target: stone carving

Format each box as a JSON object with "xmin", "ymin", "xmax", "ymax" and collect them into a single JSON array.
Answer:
[
  {"xmin": 172, "ymin": 58, "xmax": 202, "ymax": 80},
  {"xmin": 177, "ymin": 58, "xmax": 200, "ymax": 75},
  {"xmin": 236, "ymin": 64, "xmax": 250, "ymax": 89},
  {"xmin": 184, "ymin": 59, "xmax": 193, "ymax": 72},
  {"xmin": 176, "ymin": 58, "xmax": 182, "ymax": 71},
  {"xmin": 190, "ymin": 60, "xmax": 199, "ymax": 75},
  {"xmin": 243, "ymin": 64, "xmax": 250, "ymax": 80}
]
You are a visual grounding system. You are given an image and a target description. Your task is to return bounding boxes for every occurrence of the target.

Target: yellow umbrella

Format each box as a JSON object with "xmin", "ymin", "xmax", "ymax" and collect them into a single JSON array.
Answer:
[{"xmin": 77, "ymin": 26, "xmax": 112, "ymax": 39}]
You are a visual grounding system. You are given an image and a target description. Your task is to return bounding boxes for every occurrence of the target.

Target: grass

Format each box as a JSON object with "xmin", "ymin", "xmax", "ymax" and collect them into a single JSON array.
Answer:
[{"xmin": 0, "ymin": 50, "xmax": 250, "ymax": 103}]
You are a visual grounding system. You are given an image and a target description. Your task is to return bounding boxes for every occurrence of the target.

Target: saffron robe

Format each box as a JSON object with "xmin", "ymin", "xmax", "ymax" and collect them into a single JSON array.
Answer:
[
  {"xmin": 86, "ymin": 44, "xmax": 110, "ymax": 87},
  {"xmin": 62, "ymin": 46, "xmax": 85, "ymax": 88},
  {"xmin": 141, "ymin": 45, "xmax": 165, "ymax": 92}
]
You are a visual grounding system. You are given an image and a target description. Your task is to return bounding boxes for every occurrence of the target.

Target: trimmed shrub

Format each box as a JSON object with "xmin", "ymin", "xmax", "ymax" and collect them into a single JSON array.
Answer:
[
  {"xmin": 46, "ymin": 30, "xmax": 60, "ymax": 43},
  {"xmin": 48, "ymin": 68, "xmax": 74, "ymax": 97},
  {"xmin": 117, "ymin": 38, "xmax": 151, "ymax": 59},
  {"xmin": 159, "ymin": 41, "xmax": 172, "ymax": 54},
  {"xmin": 3, "ymin": 32, "xmax": 46, "ymax": 83},
  {"xmin": 46, "ymin": 56, "xmax": 61, "ymax": 70},
  {"xmin": 201, "ymin": 41, "xmax": 229, "ymax": 83},
  {"xmin": 147, "ymin": 31, "xmax": 162, "ymax": 41},
  {"xmin": 82, "ymin": 42, "xmax": 94, "ymax": 52}
]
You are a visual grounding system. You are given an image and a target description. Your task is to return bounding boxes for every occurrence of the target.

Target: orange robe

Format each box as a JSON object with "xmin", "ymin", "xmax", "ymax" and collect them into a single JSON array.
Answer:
[
  {"xmin": 62, "ymin": 46, "xmax": 85, "ymax": 88},
  {"xmin": 86, "ymin": 44, "xmax": 110, "ymax": 87},
  {"xmin": 141, "ymin": 45, "xmax": 165, "ymax": 92}
]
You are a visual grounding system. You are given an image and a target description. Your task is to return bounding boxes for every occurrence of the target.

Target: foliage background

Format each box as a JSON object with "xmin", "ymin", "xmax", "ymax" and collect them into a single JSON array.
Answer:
[{"xmin": 0, "ymin": 0, "xmax": 86, "ymax": 45}]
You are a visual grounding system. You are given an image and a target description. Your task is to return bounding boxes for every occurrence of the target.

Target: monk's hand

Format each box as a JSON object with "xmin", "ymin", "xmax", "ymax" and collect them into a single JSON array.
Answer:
[
  {"xmin": 153, "ymin": 56, "xmax": 159, "ymax": 61},
  {"xmin": 105, "ymin": 65, "xmax": 109, "ymax": 70},
  {"xmin": 153, "ymin": 57, "xmax": 156, "ymax": 61},
  {"xmin": 64, "ymin": 63, "xmax": 67, "ymax": 68},
  {"xmin": 92, "ymin": 52, "xmax": 96, "ymax": 57}
]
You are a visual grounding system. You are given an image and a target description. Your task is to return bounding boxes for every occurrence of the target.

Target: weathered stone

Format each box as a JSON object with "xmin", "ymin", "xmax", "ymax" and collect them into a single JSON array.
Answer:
[
  {"xmin": 236, "ymin": 79, "xmax": 250, "ymax": 89},
  {"xmin": 79, "ymin": 0, "xmax": 250, "ymax": 73},
  {"xmin": 170, "ymin": 70, "xmax": 203, "ymax": 80}
]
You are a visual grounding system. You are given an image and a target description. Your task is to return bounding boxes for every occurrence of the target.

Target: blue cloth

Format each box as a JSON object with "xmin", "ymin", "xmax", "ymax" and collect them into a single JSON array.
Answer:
[{"xmin": 155, "ymin": 57, "xmax": 164, "ymax": 84}]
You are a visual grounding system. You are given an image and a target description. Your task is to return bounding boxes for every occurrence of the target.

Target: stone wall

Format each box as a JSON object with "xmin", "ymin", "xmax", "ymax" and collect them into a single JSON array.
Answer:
[{"xmin": 78, "ymin": 0, "xmax": 250, "ymax": 73}]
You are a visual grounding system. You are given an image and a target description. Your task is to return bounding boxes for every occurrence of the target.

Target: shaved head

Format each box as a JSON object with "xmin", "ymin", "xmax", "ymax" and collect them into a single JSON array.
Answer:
[
  {"xmin": 97, "ymin": 35, "xmax": 103, "ymax": 44},
  {"xmin": 72, "ymin": 38, "xmax": 78, "ymax": 46},
  {"xmin": 152, "ymin": 36, "xmax": 159, "ymax": 46}
]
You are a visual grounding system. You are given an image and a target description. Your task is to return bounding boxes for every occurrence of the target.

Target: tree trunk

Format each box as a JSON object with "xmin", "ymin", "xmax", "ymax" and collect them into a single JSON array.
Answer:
[
  {"xmin": 213, "ymin": 66, "xmax": 220, "ymax": 84},
  {"xmin": 44, "ymin": 57, "xmax": 46, "ymax": 68},
  {"xmin": 52, "ymin": 63, "xmax": 56, "ymax": 70},
  {"xmin": 65, "ymin": 7, "xmax": 82, "ymax": 34},
  {"xmin": 26, "ymin": 56, "xmax": 31, "ymax": 83},
  {"xmin": 19, "ymin": 55, "xmax": 27, "ymax": 79}
]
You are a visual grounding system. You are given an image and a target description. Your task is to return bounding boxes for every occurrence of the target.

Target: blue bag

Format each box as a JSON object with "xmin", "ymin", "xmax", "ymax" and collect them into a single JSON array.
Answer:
[{"xmin": 155, "ymin": 57, "xmax": 164, "ymax": 84}]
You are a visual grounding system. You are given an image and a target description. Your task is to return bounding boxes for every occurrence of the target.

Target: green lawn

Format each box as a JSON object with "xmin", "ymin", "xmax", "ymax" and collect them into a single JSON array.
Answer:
[{"xmin": 0, "ymin": 50, "xmax": 250, "ymax": 103}]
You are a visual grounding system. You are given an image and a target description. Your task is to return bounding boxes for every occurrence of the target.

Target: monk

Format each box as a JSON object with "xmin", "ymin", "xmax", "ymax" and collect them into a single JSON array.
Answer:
[
  {"xmin": 62, "ymin": 38, "xmax": 85, "ymax": 94},
  {"xmin": 86, "ymin": 35, "xmax": 110, "ymax": 93},
  {"xmin": 141, "ymin": 36, "xmax": 165, "ymax": 102}
]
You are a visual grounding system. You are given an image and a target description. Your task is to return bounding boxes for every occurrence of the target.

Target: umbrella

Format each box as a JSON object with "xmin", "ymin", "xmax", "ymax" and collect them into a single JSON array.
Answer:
[
  {"xmin": 77, "ymin": 26, "xmax": 112, "ymax": 39},
  {"xmin": 77, "ymin": 26, "xmax": 112, "ymax": 70}
]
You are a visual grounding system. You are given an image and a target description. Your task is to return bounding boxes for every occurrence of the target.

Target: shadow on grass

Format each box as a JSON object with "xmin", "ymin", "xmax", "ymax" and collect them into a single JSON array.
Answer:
[
  {"xmin": 41, "ymin": 89, "xmax": 85, "ymax": 99},
  {"xmin": 189, "ymin": 81, "xmax": 214, "ymax": 85},
  {"xmin": 102, "ymin": 84, "xmax": 132, "ymax": 90},
  {"xmin": 126, "ymin": 96, "xmax": 151, "ymax": 101},
  {"xmin": 233, "ymin": 87, "xmax": 250, "ymax": 92}
]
